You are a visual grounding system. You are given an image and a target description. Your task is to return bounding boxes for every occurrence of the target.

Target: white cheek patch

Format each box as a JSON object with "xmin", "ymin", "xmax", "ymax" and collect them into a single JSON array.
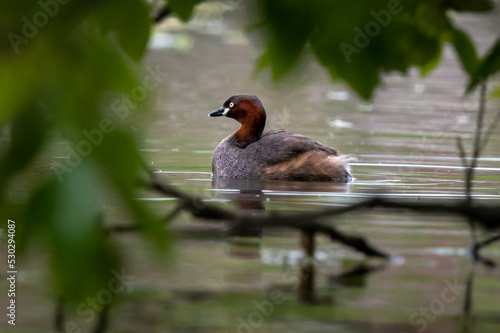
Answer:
[{"xmin": 223, "ymin": 108, "xmax": 230, "ymax": 116}]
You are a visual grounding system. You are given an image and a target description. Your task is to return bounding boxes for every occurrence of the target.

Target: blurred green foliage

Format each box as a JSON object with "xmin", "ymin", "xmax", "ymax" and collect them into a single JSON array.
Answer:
[
  {"xmin": 255, "ymin": 0, "xmax": 498, "ymax": 99},
  {"xmin": 0, "ymin": 0, "xmax": 167, "ymax": 304},
  {"xmin": 0, "ymin": 0, "xmax": 498, "ymax": 310}
]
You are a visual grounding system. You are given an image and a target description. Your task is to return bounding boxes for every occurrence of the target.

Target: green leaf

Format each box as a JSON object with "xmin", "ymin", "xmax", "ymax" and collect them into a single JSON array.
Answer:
[
  {"xmin": 17, "ymin": 182, "xmax": 58, "ymax": 254},
  {"xmin": 94, "ymin": 0, "xmax": 151, "ymax": 61},
  {"xmin": 7, "ymin": 106, "xmax": 47, "ymax": 171},
  {"xmin": 257, "ymin": 0, "xmax": 315, "ymax": 79},
  {"xmin": 167, "ymin": 0, "xmax": 203, "ymax": 21},
  {"xmin": 0, "ymin": 51, "xmax": 40, "ymax": 125},
  {"xmin": 467, "ymin": 39, "xmax": 500, "ymax": 92},
  {"xmin": 420, "ymin": 42, "xmax": 443, "ymax": 77},
  {"xmin": 0, "ymin": 104, "xmax": 47, "ymax": 204},
  {"xmin": 26, "ymin": 163, "xmax": 119, "ymax": 303},
  {"xmin": 257, "ymin": 0, "xmax": 449, "ymax": 99},
  {"xmin": 0, "ymin": 0, "xmax": 168, "ymax": 306},
  {"xmin": 92, "ymin": 129, "xmax": 170, "ymax": 252},
  {"xmin": 451, "ymin": 28, "xmax": 479, "ymax": 76}
]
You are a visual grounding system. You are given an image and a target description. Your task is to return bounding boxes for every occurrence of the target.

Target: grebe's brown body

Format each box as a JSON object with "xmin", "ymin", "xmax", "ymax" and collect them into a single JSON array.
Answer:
[{"xmin": 209, "ymin": 95, "xmax": 352, "ymax": 182}]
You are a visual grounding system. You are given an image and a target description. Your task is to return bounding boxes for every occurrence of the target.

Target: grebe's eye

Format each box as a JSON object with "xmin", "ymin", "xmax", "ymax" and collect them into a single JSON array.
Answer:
[{"xmin": 229, "ymin": 102, "xmax": 234, "ymax": 108}]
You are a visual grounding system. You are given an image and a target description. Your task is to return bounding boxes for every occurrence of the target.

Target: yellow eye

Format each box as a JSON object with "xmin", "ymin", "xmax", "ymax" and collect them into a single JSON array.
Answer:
[{"xmin": 229, "ymin": 102, "xmax": 234, "ymax": 108}]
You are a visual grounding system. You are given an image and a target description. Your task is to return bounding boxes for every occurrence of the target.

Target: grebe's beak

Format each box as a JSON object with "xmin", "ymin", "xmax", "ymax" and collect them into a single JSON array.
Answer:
[{"xmin": 209, "ymin": 106, "xmax": 229, "ymax": 117}]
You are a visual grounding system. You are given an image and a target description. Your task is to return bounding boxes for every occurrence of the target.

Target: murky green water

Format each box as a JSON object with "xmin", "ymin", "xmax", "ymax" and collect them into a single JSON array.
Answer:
[{"xmin": 2, "ymin": 3, "xmax": 500, "ymax": 333}]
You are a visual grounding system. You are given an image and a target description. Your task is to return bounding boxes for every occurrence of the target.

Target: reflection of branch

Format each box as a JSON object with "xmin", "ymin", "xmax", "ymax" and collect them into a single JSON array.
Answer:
[
  {"xmin": 55, "ymin": 298, "xmax": 64, "ymax": 333},
  {"xmin": 455, "ymin": 136, "xmax": 468, "ymax": 168},
  {"xmin": 108, "ymin": 225, "xmax": 140, "ymax": 233}
]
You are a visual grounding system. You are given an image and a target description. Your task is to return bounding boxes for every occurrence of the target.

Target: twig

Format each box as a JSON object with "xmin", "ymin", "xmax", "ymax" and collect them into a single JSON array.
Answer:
[
  {"xmin": 462, "ymin": 80, "xmax": 488, "ymax": 321},
  {"xmin": 107, "ymin": 225, "xmax": 141, "ymax": 233},
  {"xmin": 475, "ymin": 233, "xmax": 500, "ymax": 248},
  {"xmin": 165, "ymin": 204, "xmax": 184, "ymax": 222},
  {"xmin": 148, "ymin": 176, "xmax": 500, "ymax": 235},
  {"xmin": 480, "ymin": 109, "xmax": 500, "ymax": 152},
  {"xmin": 471, "ymin": 82, "xmax": 488, "ymax": 167},
  {"xmin": 466, "ymin": 83, "xmax": 487, "ymax": 240},
  {"xmin": 93, "ymin": 303, "xmax": 111, "ymax": 333},
  {"xmin": 465, "ymin": 81, "xmax": 488, "ymax": 199},
  {"xmin": 154, "ymin": 5, "xmax": 172, "ymax": 24},
  {"xmin": 299, "ymin": 231, "xmax": 316, "ymax": 302},
  {"xmin": 471, "ymin": 232, "xmax": 500, "ymax": 268},
  {"xmin": 55, "ymin": 298, "xmax": 65, "ymax": 333},
  {"xmin": 474, "ymin": 253, "xmax": 496, "ymax": 268},
  {"xmin": 240, "ymin": 212, "xmax": 390, "ymax": 258},
  {"xmin": 461, "ymin": 268, "xmax": 475, "ymax": 333},
  {"xmin": 455, "ymin": 136, "xmax": 468, "ymax": 168}
]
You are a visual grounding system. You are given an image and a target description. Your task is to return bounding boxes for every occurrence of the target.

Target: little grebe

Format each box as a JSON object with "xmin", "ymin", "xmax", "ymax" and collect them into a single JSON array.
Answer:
[{"xmin": 209, "ymin": 95, "xmax": 352, "ymax": 182}]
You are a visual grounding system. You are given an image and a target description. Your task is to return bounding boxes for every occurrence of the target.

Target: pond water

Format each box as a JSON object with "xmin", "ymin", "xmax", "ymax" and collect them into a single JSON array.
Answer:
[
  {"xmin": 118, "ymin": 4, "xmax": 500, "ymax": 333},
  {"xmin": 4, "ymin": 3, "xmax": 500, "ymax": 333}
]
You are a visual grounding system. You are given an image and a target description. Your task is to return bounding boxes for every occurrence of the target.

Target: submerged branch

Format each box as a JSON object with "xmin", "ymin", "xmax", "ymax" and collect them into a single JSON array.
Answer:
[
  {"xmin": 148, "ymin": 177, "xmax": 389, "ymax": 258},
  {"xmin": 145, "ymin": 177, "xmax": 500, "ymax": 259}
]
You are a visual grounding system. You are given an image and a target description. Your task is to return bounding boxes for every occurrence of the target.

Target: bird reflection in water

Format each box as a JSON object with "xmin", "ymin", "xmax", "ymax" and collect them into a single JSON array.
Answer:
[{"xmin": 212, "ymin": 176, "xmax": 350, "ymax": 260}]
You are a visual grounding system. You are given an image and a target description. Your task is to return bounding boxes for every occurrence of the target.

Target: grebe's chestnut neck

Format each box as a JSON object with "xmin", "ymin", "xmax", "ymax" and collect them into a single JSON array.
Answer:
[{"xmin": 209, "ymin": 94, "xmax": 266, "ymax": 148}]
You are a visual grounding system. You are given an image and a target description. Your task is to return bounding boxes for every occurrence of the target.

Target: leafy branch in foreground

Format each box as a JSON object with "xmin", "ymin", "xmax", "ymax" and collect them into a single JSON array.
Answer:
[
  {"xmin": 148, "ymin": 176, "xmax": 390, "ymax": 258},
  {"xmin": 253, "ymin": 0, "xmax": 499, "ymax": 99},
  {"xmin": 145, "ymin": 176, "xmax": 500, "ymax": 253},
  {"xmin": 153, "ymin": 1, "xmax": 500, "ymax": 99},
  {"xmin": 0, "ymin": 0, "xmax": 168, "ymax": 306}
]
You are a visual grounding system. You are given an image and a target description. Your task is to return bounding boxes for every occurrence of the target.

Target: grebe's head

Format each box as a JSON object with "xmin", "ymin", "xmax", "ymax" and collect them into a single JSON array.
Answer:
[
  {"xmin": 209, "ymin": 95, "xmax": 266, "ymax": 146},
  {"xmin": 209, "ymin": 94, "xmax": 266, "ymax": 122}
]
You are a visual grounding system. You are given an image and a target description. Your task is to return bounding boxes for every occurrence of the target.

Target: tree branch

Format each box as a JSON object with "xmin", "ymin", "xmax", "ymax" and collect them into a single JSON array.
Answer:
[
  {"xmin": 147, "ymin": 177, "xmax": 389, "ymax": 258},
  {"xmin": 144, "ymin": 176, "xmax": 500, "ymax": 260}
]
